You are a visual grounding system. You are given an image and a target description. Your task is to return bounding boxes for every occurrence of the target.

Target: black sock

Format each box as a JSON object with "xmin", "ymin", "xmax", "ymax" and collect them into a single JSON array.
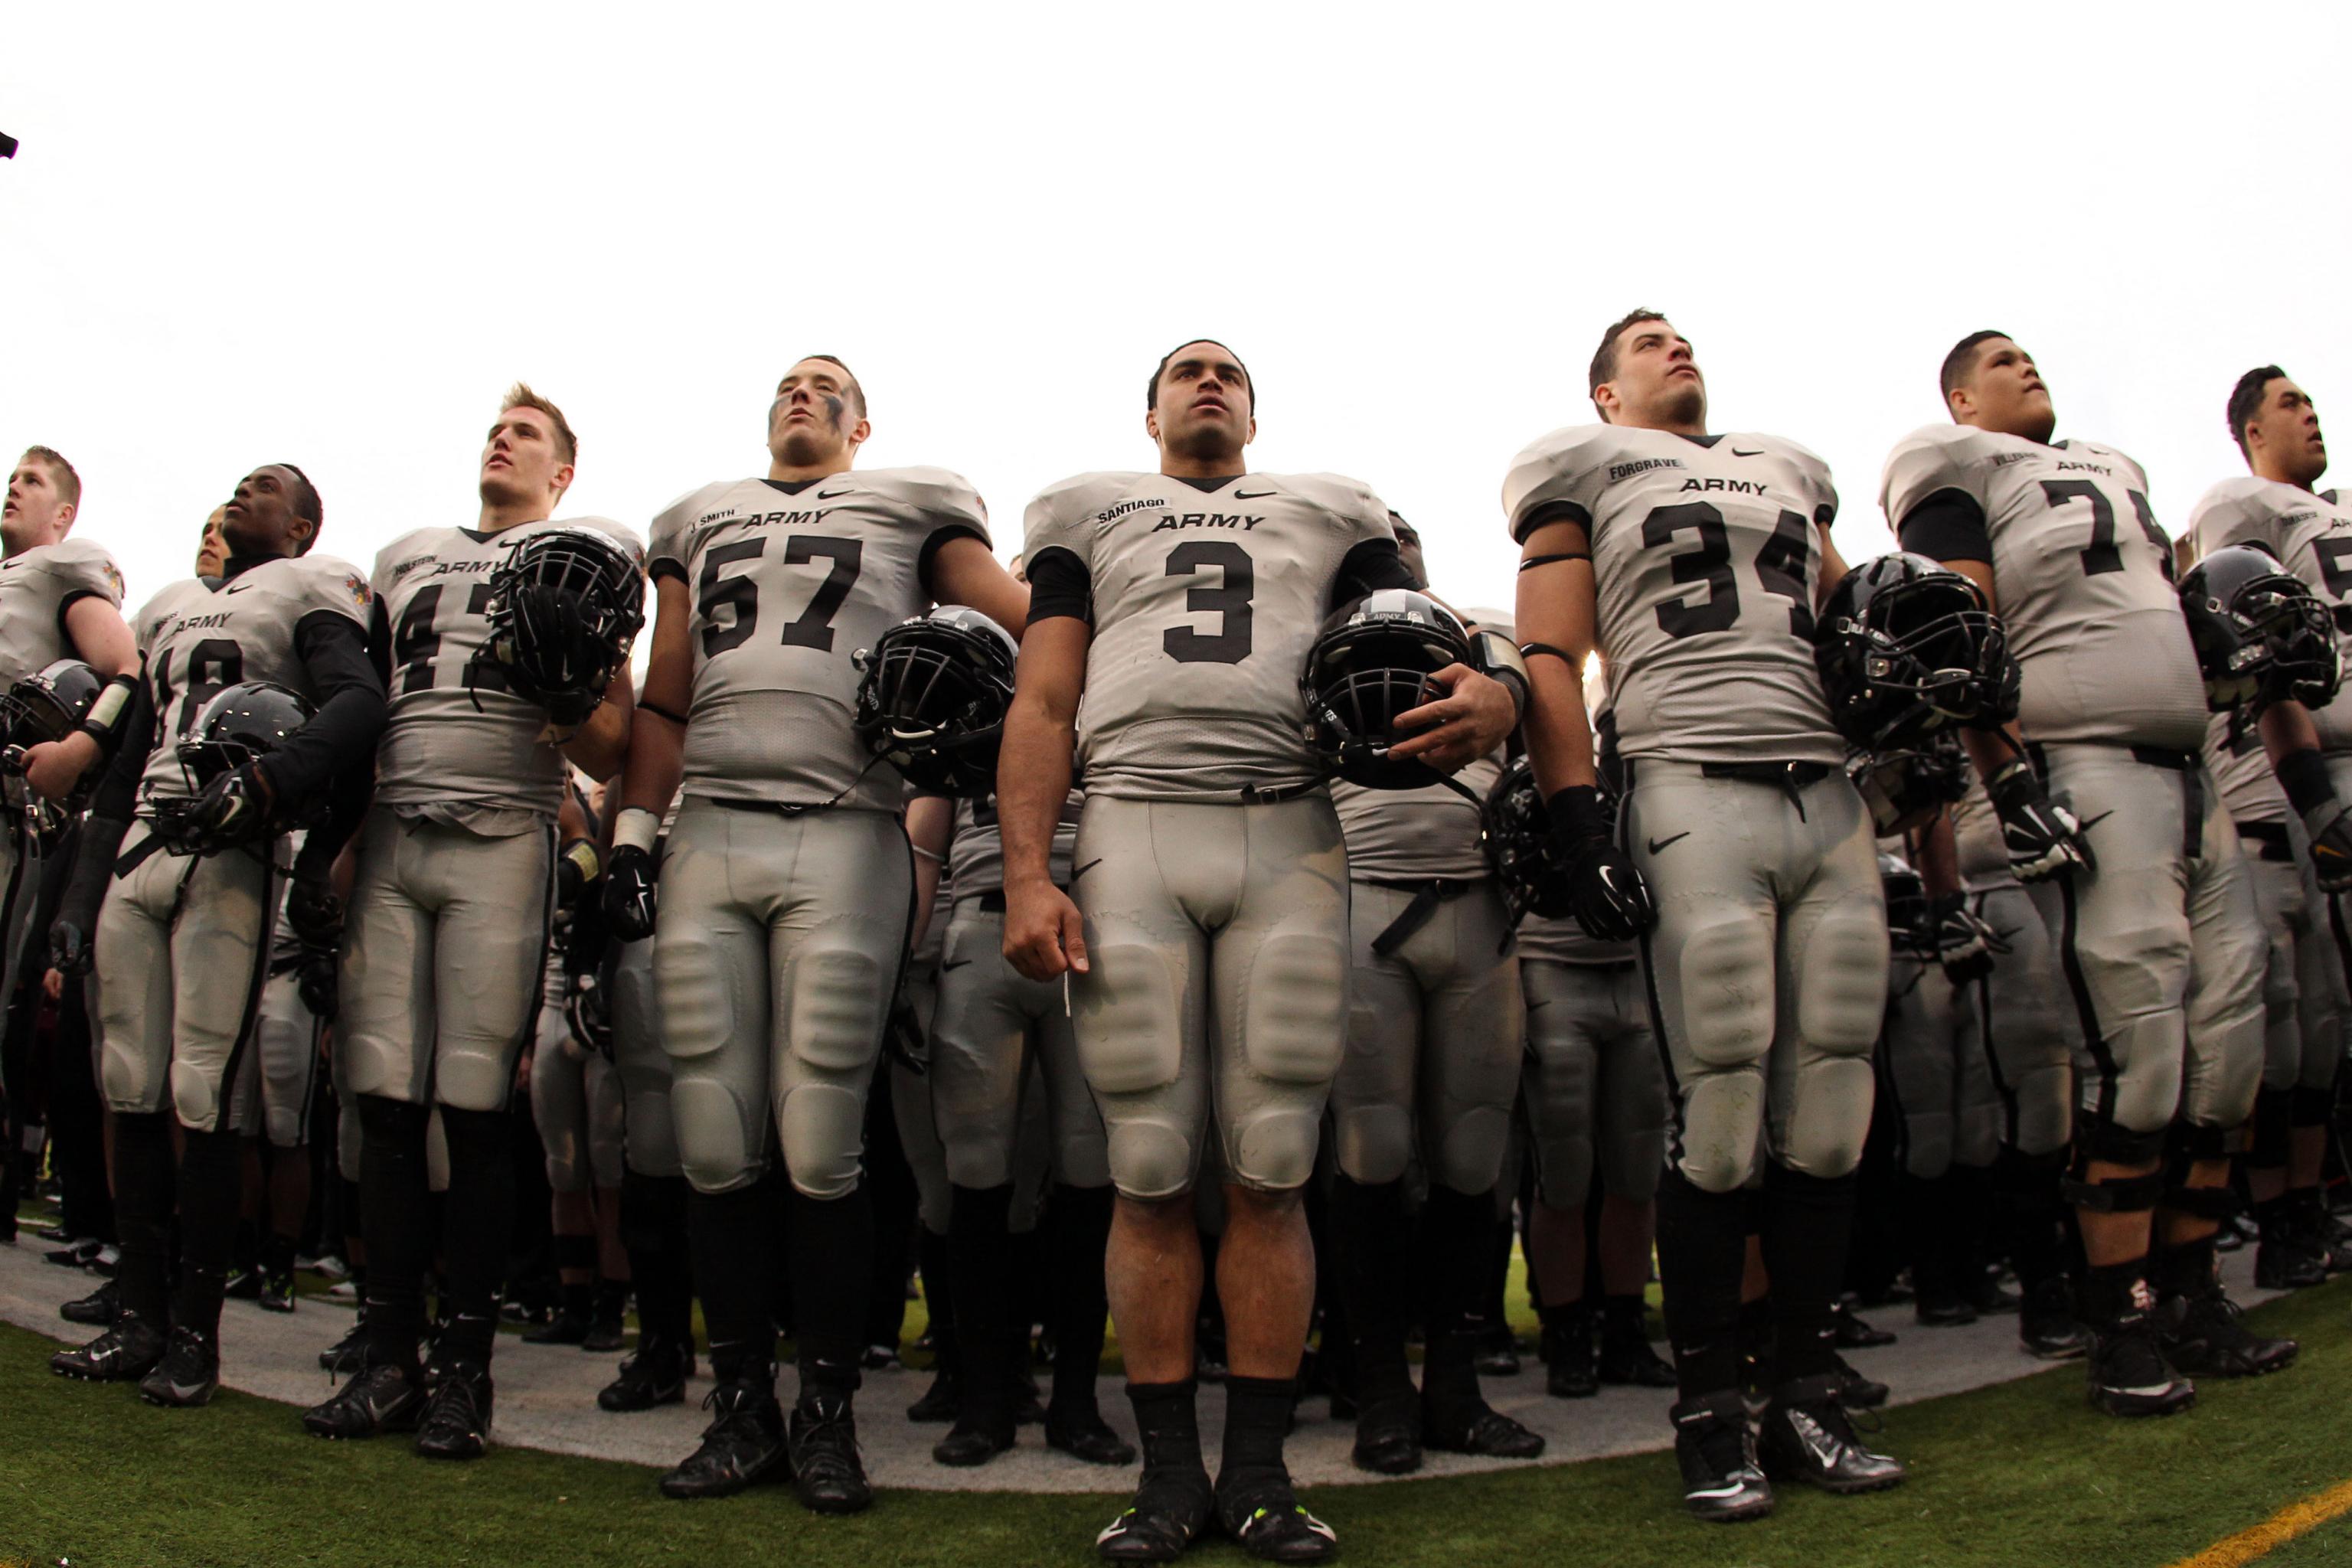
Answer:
[
  {"xmin": 949, "ymin": 1182, "xmax": 1015, "ymax": 1430},
  {"xmin": 1047, "ymin": 1183, "xmax": 1114, "ymax": 1413},
  {"xmin": 1994, "ymin": 1146, "xmax": 2069, "ymax": 1292},
  {"xmin": 691, "ymin": 1181, "xmax": 783, "ymax": 1384},
  {"xmin": 111, "ymin": 1111, "xmax": 176, "ymax": 1330},
  {"xmin": 2076, "ymin": 1256, "xmax": 2152, "ymax": 1328},
  {"xmin": 620, "ymin": 1170, "xmax": 694, "ymax": 1348},
  {"xmin": 174, "ymin": 1126, "xmax": 245, "ymax": 1339},
  {"xmin": 436, "ymin": 1106, "xmax": 512, "ymax": 1367},
  {"xmin": 918, "ymin": 1225, "xmax": 959, "ymax": 1375},
  {"xmin": 263, "ymin": 1229, "xmax": 299, "ymax": 1276},
  {"xmin": 1217, "ymin": 1374, "xmax": 1295, "ymax": 1486},
  {"xmin": 1127, "ymin": 1378, "xmax": 1207, "ymax": 1480},
  {"xmin": 791, "ymin": 1185, "xmax": 873, "ymax": 1401},
  {"xmin": 1758, "ymin": 1162, "xmax": 1857, "ymax": 1387},
  {"xmin": 1602, "ymin": 1293, "xmax": 1648, "ymax": 1339},
  {"xmin": 358, "ymin": 1096, "xmax": 433, "ymax": 1369},
  {"xmin": 1655, "ymin": 1168, "xmax": 1751, "ymax": 1400},
  {"xmin": 1419, "ymin": 1184, "xmax": 1498, "ymax": 1417},
  {"xmin": 2149, "ymin": 1236, "xmax": 2219, "ymax": 1302},
  {"xmin": 1539, "ymin": 1296, "xmax": 1590, "ymax": 1332},
  {"xmin": 1332, "ymin": 1174, "xmax": 1413, "ymax": 1410}
]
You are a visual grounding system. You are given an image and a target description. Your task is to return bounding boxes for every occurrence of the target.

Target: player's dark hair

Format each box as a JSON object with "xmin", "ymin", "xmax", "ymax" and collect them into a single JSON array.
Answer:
[
  {"xmin": 2227, "ymin": 365, "xmax": 2289, "ymax": 459},
  {"xmin": 501, "ymin": 381, "xmax": 580, "ymax": 465},
  {"xmin": 1939, "ymin": 330, "xmax": 2011, "ymax": 407},
  {"xmin": 1148, "ymin": 339, "xmax": 1253, "ymax": 413},
  {"xmin": 799, "ymin": 354, "xmax": 867, "ymax": 420},
  {"xmin": 16, "ymin": 445, "xmax": 80, "ymax": 510},
  {"xmin": 274, "ymin": 463, "xmax": 323, "ymax": 553},
  {"xmin": 1589, "ymin": 309, "xmax": 1668, "ymax": 418}
]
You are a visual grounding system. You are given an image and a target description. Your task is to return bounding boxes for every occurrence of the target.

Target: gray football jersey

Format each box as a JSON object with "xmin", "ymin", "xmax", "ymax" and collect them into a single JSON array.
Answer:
[
  {"xmin": 131, "ymin": 554, "xmax": 374, "ymax": 810},
  {"xmin": 946, "ymin": 788, "xmax": 1081, "ymax": 894},
  {"xmin": 1514, "ymin": 909, "xmax": 1634, "ymax": 965},
  {"xmin": 1881, "ymin": 426, "xmax": 2206, "ymax": 750},
  {"xmin": 1331, "ymin": 753, "xmax": 1501, "ymax": 882},
  {"xmin": 2203, "ymin": 709, "xmax": 2286, "ymax": 826},
  {"xmin": 0, "ymin": 537, "xmax": 123, "ymax": 687},
  {"xmin": 1023, "ymin": 471, "xmax": 1396, "ymax": 801},
  {"xmin": 2186, "ymin": 478, "xmax": 2352, "ymax": 754},
  {"xmin": 1503, "ymin": 425, "xmax": 1844, "ymax": 765},
  {"xmin": 371, "ymin": 517, "xmax": 643, "ymax": 823},
  {"xmin": 648, "ymin": 469, "xmax": 989, "ymax": 810}
]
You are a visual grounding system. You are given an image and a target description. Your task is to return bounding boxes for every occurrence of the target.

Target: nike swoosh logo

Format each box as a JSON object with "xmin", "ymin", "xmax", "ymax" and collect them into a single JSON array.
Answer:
[
  {"xmin": 817, "ymin": 488, "xmax": 853, "ymax": 499},
  {"xmin": 1646, "ymin": 832, "xmax": 1690, "ymax": 854},
  {"xmin": 1730, "ymin": 447, "xmax": 1767, "ymax": 457},
  {"xmin": 940, "ymin": 958, "xmax": 973, "ymax": 971},
  {"xmin": 1071, "ymin": 858, "xmax": 1102, "ymax": 881},
  {"xmin": 1234, "ymin": 489, "xmax": 1276, "ymax": 499},
  {"xmin": 224, "ymin": 583, "xmax": 254, "ymax": 594},
  {"xmin": 2076, "ymin": 811, "xmax": 2113, "ymax": 831}
]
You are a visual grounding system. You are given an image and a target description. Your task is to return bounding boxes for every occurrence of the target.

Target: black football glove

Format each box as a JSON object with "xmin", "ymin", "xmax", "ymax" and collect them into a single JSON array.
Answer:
[
  {"xmin": 49, "ymin": 916, "xmax": 94, "ymax": 976},
  {"xmin": 604, "ymin": 843, "xmax": 658, "ymax": 942},
  {"xmin": 541, "ymin": 684, "xmax": 604, "ymax": 730},
  {"xmin": 565, "ymin": 972, "xmax": 615, "ymax": 1060},
  {"xmin": 1547, "ymin": 785, "xmax": 1656, "ymax": 942},
  {"xmin": 1984, "ymin": 756, "xmax": 2092, "ymax": 882},
  {"xmin": 1930, "ymin": 893, "xmax": 2006, "ymax": 985},
  {"xmin": 297, "ymin": 945, "xmax": 340, "ymax": 1021},
  {"xmin": 286, "ymin": 873, "xmax": 345, "ymax": 950},
  {"xmin": 181, "ymin": 763, "xmax": 273, "ymax": 854}
]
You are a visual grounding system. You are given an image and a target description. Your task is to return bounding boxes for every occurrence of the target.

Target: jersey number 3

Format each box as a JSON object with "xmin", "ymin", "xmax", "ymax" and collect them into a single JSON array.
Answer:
[
  {"xmin": 697, "ymin": 536, "xmax": 865, "ymax": 657},
  {"xmin": 1163, "ymin": 541, "xmax": 1255, "ymax": 664},
  {"xmin": 1644, "ymin": 504, "xmax": 1815, "ymax": 640}
]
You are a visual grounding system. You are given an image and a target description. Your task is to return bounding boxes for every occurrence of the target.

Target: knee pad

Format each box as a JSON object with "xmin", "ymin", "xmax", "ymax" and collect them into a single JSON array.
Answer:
[
  {"xmin": 1076, "ymin": 942, "xmax": 1182, "ymax": 1095},
  {"xmin": 1227, "ymin": 1105, "xmax": 1320, "ymax": 1193},
  {"xmin": 1105, "ymin": 1117, "xmax": 1197, "ymax": 1201},
  {"xmin": 1241, "ymin": 933, "xmax": 1348, "ymax": 1086},
  {"xmin": 778, "ymin": 1080, "xmax": 866, "ymax": 1200},
  {"xmin": 1795, "ymin": 913, "xmax": 1893, "ymax": 1057},
  {"xmin": 669, "ymin": 1076, "xmax": 760, "ymax": 1194},
  {"xmin": 1673, "ymin": 1072, "xmax": 1766, "ymax": 1194},
  {"xmin": 168, "ymin": 1058, "xmax": 230, "ymax": 1135},
  {"xmin": 787, "ymin": 943, "xmax": 889, "ymax": 1075},
  {"xmin": 1334, "ymin": 1104, "xmax": 1413, "ymax": 1187},
  {"xmin": 1534, "ymin": 1131, "xmax": 1595, "ymax": 1211},
  {"xmin": 436, "ymin": 1041, "xmax": 521, "ymax": 1115},
  {"xmin": 1429, "ymin": 1105, "xmax": 1511, "ymax": 1196},
  {"xmin": 1674, "ymin": 920, "xmax": 1774, "ymax": 1069}
]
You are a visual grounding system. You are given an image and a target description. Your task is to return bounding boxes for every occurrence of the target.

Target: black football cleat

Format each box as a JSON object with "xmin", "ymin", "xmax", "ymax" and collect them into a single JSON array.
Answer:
[
  {"xmin": 1349, "ymin": 1395, "xmax": 1420, "ymax": 1475},
  {"xmin": 44, "ymin": 1236, "xmax": 104, "ymax": 1269},
  {"xmin": 933, "ymin": 1419, "xmax": 1015, "ymax": 1467},
  {"xmin": 1096, "ymin": 1464, "xmax": 1213, "ymax": 1563},
  {"xmin": 906, "ymin": 1369, "xmax": 959, "ymax": 1423},
  {"xmin": 1544, "ymin": 1316, "xmax": 1598, "ymax": 1398},
  {"xmin": 599, "ymin": 1341, "xmax": 691, "ymax": 1413},
  {"xmin": 1425, "ymin": 1400, "xmax": 1545, "ymax": 1459},
  {"xmin": 1215, "ymin": 1472, "xmax": 1338, "ymax": 1564},
  {"xmin": 1472, "ymin": 1324, "xmax": 1521, "ymax": 1377},
  {"xmin": 659, "ymin": 1380, "xmax": 788, "ymax": 1498},
  {"xmin": 787, "ymin": 1392, "xmax": 872, "ymax": 1514},
  {"xmin": 1046, "ymin": 1402, "xmax": 1137, "ymax": 1466},
  {"xmin": 60, "ymin": 1279, "xmax": 120, "ymax": 1327},
  {"xmin": 1757, "ymin": 1376, "xmax": 1905, "ymax": 1494},
  {"xmin": 2020, "ymin": 1279, "xmax": 2089, "ymax": 1361},
  {"xmin": 51, "ymin": 1315, "xmax": 165, "ymax": 1382},
  {"xmin": 138, "ymin": 1326, "xmax": 220, "ymax": 1408},
  {"xmin": 1831, "ymin": 1300, "xmax": 1897, "ymax": 1349},
  {"xmin": 1832, "ymin": 1352, "xmax": 1889, "ymax": 1410},
  {"xmin": 414, "ymin": 1360, "xmax": 495, "ymax": 1459},
  {"xmin": 1598, "ymin": 1317, "xmax": 1678, "ymax": 1388},
  {"xmin": 582, "ymin": 1314, "xmax": 629, "ymax": 1354},
  {"xmin": 2254, "ymin": 1229, "xmax": 2328, "ymax": 1292},
  {"xmin": 523, "ymin": 1307, "xmax": 590, "ymax": 1345},
  {"xmin": 1965, "ymin": 1274, "xmax": 2022, "ymax": 1315},
  {"xmin": 1670, "ymin": 1391, "xmax": 1774, "ymax": 1524},
  {"xmin": 260, "ymin": 1266, "xmax": 298, "ymax": 1314},
  {"xmin": 302, "ymin": 1361, "xmax": 425, "ymax": 1439},
  {"xmin": 2158, "ymin": 1285, "xmax": 2298, "ymax": 1379},
  {"xmin": 2086, "ymin": 1315, "xmax": 2196, "ymax": 1418}
]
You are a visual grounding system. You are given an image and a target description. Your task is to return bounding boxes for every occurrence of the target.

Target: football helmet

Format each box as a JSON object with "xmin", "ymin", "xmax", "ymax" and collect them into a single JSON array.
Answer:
[
  {"xmin": 1846, "ymin": 730, "xmax": 1971, "ymax": 838},
  {"xmin": 479, "ymin": 528, "xmax": 645, "ymax": 718},
  {"xmin": 852, "ymin": 606, "xmax": 1019, "ymax": 798},
  {"xmin": 1816, "ymin": 553, "xmax": 2017, "ymax": 750},
  {"xmin": 1878, "ymin": 853, "xmax": 1933, "ymax": 961},
  {"xmin": 156, "ymin": 681, "xmax": 320, "ymax": 854},
  {"xmin": 2178, "ymin": 544, "xmax": 2340, "ymax": 714},
  {"xmin": 0, "ymin": 658, "xmax": 104, "ymax": 828},
  {"xmin": 1304, "ymin": 590, "xmax": 1475, "ymax": 789}
]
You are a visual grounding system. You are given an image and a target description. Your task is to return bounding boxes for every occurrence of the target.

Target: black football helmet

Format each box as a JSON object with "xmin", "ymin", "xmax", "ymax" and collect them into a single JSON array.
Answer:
[
  {"xmin": 2178, "ymin": 544, "xmax": 2341, "ymax": 714},
  {"xmin": 479, "ymin": 528, "xmax": 645, "ymax": 714},
  {"xmin": 158, "ymin": 681, "xmax": 320, "ymax": 853},
  {"xmin": 1846, "ymin": 730, "xmax": 1971, "ymax": 837},
  {"xmin": 1304, "ymin": 590, "xmax": 1475, "ymax": 789},
  {"xmin": 852, "ymin": 606, "xmax": 1019, "ymax": 798},
  {"xmin": 0, "ymin": 658, "xmax": 105, "ymax": 831},
  {"xmin": 1816, "ymin": 554, "xmax": 2017, "ymax": 750},
  {"xmin": 1878, "ymin": 852, "xmax": 1933, "ymax": 960}
]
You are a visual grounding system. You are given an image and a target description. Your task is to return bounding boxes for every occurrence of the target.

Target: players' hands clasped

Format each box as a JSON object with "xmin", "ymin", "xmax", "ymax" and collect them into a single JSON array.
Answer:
[
  {"xmin": 1985, "ymin": 756, "xmax": 2094, "ymax": 881},
  {"xmin": 1547, "ymin": 784, "xmax": 1657, "ymax": 942},
  {"xmin": 1004, "ymin": 877, "xmax": 1088, "ymax": 985},
  {"xmin": 1388, "ymin": 665, "xmax": 1520, "ymax": 774}
]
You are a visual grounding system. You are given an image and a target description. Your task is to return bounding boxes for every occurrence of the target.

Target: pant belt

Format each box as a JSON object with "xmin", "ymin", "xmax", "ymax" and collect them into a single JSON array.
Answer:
[
  {"xmin": 1697, "ymin": 759, "xmax": 1836, "ymax": 820},
  {"xmin": 2236, "ymin": 818, "xmax": 2295, "ymax": 863},
  {"xmin": 707, "ymin": 796, "xmax": 829, "ymax": 816},
  {"xmin": 1239, "ymin": 779, "xmax": 1323, "ymax": 805},
  {"xmin": 1363, "ymin": 876, "xmax": 1478, "ymax": 956},
  {"xmin": 2129, "ymin": 746, "xmax": 2204, "ymax": 860}
]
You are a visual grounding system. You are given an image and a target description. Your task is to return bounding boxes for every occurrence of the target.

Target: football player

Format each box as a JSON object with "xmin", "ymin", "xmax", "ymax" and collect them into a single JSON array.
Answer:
[
  {"xmin": 1325, "ymin": 613, "xmax": 1544, "ymax": 1474},
  {"xmin": 910, "ymin": 782, "xmax": 1131, "ymax": 1468},
  {"xmin": 198, "ymin": 506, "xmax": 227, "ymax": 579},
  {"xmin": 1002, "ymin": 340, "xmax": 1520, "ymax": 1563},
  {"xmin": 47, "ymin": 462, "xmax": 387, "ymax": 1407},
  {"xmin": 608, "ymin": 356, "xmax": 1026, "ymax": 1514},
  {"xmin": 2185, "ymin": 366, "xmax": 2352, "ymax": 1282},
  {"xmin": 301, "ymin": 387, "xmax": 643, "ymax": 1457},
  {"xmin": 1509, "ymin": 311, "xmax": 1902, "ymax": 1521},
  {"xmin": 1883, "ymin": 332, "xmax": 2281, "ymax": 1418}
]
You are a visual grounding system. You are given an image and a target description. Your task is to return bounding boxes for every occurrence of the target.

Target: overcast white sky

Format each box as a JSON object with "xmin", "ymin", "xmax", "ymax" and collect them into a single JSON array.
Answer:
[{"xmin": 6, "ymin": 4, "xmax": 2347, "ymax": 623}]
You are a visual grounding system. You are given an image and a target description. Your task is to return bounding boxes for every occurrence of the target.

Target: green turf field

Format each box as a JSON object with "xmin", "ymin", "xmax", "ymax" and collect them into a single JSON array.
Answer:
[{"xmin": 3, "ymin": 1281, "xmax": 2348, "ymax": 1568}]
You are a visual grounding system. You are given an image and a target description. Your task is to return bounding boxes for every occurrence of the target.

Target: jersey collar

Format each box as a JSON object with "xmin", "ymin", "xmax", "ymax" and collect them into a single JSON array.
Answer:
[{"xmin": 1170, "ymin": 475, "xmax": 1245, "ymax": 494}]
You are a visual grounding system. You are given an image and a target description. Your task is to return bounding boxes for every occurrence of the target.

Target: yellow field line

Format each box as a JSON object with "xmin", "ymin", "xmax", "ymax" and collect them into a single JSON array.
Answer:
[{"xmin": 2170, "ymin": 1477, "xmax": 2352, "ymax": 1568}]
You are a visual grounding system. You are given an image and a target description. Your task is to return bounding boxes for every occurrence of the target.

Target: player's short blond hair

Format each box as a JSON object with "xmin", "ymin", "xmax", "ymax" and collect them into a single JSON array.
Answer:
[
  {"xmin": 18, "ymin": 446, "xmax": 80, "ymax": 509},
  {"xmin": 503, "ymin": 383, "xmax": 579, "ymax": 466}
]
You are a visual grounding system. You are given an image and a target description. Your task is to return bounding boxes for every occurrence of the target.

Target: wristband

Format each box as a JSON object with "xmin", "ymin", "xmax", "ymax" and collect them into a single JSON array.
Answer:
[
  {"xmin": 560, "ymin": 837, "xmax": 604, "ymax": 886},
  {"xmin": 76, "ymin": 675, "xmax": 139, "ymax": 751},
  {"xmin": 613, "ymin": 806, "xmax": 660, "ymax": 856},
  {"xmin": 2277, "ymin": 746, "xmax": 2337, "ymax": 817}
]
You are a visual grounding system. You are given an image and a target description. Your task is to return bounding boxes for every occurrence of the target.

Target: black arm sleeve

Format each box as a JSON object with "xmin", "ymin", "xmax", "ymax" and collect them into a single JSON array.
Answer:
[
  {"xmin": 1896, "ymin": 489, "xmax": 1993, "ymax": 564},
  {"xmin": 1023, "ymin": 546, "xmax": 1093, "ymax": 625},
  {"xmin": 916, "ymin": 523, "xmax": 991, "ymax": 600},
  {"xmin": 86, "ymin": 666, "xmax": 154, "ymax": 826},
  {"xmin": 366, "ymin": 596, "xmax": 394, "ymax": 689},
  {"xmin": 260, "ymin": 612, "xmax": 387, "ymax": 817},
  {"xmin": 1328, "ymin": 537, "xmax": 1420, "ymax": 612}
]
